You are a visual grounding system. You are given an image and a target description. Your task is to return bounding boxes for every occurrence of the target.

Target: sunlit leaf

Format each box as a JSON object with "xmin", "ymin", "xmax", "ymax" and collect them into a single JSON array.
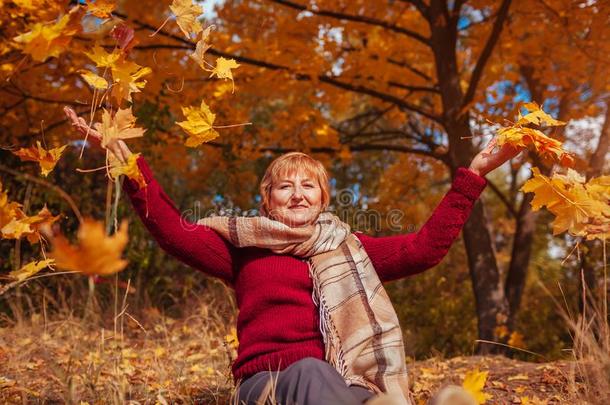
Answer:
[
  {"xmin": 12, "ymin": 141, "xmax": 68, "ymax": 177},
  {"xmin": 49, "ymin": 218, "xmax": 129, "ymax": 276}
]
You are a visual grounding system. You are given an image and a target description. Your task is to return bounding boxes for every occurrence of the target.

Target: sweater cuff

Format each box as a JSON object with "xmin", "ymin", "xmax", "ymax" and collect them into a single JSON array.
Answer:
[
  {"xmin": 122, "ymin": 154, "xmax": 154, "ymax": 194},
  {"xmin": 451, "ymin": 167, "xmax": 488, "ymax": 201}
]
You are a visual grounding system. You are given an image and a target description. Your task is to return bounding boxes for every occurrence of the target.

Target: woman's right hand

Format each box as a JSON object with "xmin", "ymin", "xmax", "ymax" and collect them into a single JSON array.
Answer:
[{"xmin": 63, "ymin": 106, "xmax": 133, "ymax": 164}]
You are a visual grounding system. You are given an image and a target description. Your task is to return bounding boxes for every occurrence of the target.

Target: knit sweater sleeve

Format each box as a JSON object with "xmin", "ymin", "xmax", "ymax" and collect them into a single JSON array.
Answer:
[
  {"xmin": 356, "ymin": 167, "xmax": 487, "ymax": 283},
  {"xmin": 121, "ymin": 154, "xmax": 235, "ymax": 284}
]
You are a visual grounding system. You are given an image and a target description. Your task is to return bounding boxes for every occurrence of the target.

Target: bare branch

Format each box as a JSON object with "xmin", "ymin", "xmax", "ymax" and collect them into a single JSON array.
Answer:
[
  {"xmin": 462, "ymin": 0, "xmax": 512, "ymax": 108},
  {"xmin": 267, "ymin": 0, "xmax": 430, "ymax": 46}
]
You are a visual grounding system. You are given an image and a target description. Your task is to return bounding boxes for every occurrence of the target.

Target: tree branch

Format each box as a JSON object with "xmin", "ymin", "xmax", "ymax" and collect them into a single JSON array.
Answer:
[
  {"xmin": 462, "ymin": 0, "xmax": 512, "ymax": 108},
  {"xmin": 111, "ymin": 11, "xmax": 443, "ymax": 123},
  {"xmin": 266, "ymin": 0, "xmax": 430, "ymax": 46}
]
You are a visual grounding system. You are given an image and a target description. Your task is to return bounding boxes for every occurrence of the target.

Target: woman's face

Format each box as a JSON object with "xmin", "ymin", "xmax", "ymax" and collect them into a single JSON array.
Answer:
[{"xmin": 268, "ymin": 170, "xmax": 322, "ymax": 228}]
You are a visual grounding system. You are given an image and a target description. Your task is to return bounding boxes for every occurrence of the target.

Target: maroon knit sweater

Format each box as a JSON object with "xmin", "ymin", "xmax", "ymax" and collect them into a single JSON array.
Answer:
[{"xmin": 122, "ymin": 155, "xmax": 487, "ymax": 382}]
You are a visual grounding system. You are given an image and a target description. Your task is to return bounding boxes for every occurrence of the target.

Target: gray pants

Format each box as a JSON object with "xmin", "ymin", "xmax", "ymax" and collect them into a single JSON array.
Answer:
[{"xmin": 234, "ymin": 357, "xmax": 376, "ymax": 405}]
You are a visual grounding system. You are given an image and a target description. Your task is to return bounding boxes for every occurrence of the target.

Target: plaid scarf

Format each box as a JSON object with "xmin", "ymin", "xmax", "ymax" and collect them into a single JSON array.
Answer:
[{"xmin": 197, "ymin": 211, "xmax": 413, "ymax": 404}]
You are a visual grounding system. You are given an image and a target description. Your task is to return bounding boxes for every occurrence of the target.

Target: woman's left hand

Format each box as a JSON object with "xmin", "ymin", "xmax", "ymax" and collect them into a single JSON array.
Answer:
[{"xmin": 468, "ymin": 137, "xmax": 526, "ymax": 177}]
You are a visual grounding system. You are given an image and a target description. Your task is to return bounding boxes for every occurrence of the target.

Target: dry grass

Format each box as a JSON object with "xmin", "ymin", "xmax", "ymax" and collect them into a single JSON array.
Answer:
[{"xmin": 0, "ymin": 280, "xmax": 238, "ymax": 404}]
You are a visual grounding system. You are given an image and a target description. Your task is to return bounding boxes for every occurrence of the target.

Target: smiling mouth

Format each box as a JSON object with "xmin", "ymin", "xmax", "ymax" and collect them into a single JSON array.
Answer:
[{"xmin": 290, "ymin": 206, "xmax": 308, "ymax": 209}]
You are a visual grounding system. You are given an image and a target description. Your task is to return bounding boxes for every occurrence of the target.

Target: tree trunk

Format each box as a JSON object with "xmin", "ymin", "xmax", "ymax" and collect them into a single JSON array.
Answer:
[
  {"xmin": 428, "ymin": 0, "xmax": 510, "ymax": 353},
  {"xmin": 579, "ymin": 102, "xmax": 610, "ymax": 313}
]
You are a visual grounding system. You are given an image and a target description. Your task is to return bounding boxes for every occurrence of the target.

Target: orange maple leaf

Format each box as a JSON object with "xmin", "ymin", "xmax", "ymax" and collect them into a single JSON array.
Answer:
[
  {"xmin": 49, "ymin": 218, "xmax": 129, "ymax": 276},
  {"xmin": 86, "ymin": 0, "xmax": 116, "ymax": 18},
  {"xmin": 12, "ymin": 141, "xmax": 68, "ymax": 177},
  {"xmin": 109, "ymin": 153, "xmax": 147, "ymax": 190}
]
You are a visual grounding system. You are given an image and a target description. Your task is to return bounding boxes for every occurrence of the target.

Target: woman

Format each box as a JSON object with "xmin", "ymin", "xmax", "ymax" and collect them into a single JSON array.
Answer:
[{"xmin": 65, "ymin": 106, "xmax": 523, "ymax": 405}]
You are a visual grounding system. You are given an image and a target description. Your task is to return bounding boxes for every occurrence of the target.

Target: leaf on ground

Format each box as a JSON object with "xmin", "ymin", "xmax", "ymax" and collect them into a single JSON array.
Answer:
[
  {"xmin": 49, "ymin": 218, "xmax": 129, "ymax": 276},
  {"xmin": 462, "ymin": 368, "xmax": 492, "ymax": 404}
]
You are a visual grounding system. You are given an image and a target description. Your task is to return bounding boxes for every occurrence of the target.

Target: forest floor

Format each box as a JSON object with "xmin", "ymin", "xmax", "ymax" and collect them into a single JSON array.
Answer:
[{"xmin": 0, "ymin": 298, "xmax": 587, "ymax": 404}]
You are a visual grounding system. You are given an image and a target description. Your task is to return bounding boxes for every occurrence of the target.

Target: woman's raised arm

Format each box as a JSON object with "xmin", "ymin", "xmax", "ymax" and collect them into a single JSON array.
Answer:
[
  {"xmin": 355, "ymin": 167, "xmax": 487, "ymax": 282},
  {"xmin": 64, "ymin": 107, "xmax": 235, "ymax": 284},
  {"xmin": 121, "ymin": 156, "xmax": 235, "ymax": 284}
]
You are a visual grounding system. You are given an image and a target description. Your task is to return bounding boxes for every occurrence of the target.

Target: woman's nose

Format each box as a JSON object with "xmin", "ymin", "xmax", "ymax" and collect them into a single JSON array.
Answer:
[{"xmin": 291, "ymin": 187, "xmax": 304, "ymax": 199}]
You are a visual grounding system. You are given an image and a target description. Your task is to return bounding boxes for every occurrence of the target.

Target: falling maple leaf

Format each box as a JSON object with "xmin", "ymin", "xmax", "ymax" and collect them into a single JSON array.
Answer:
[
  {"xmin": 8, "ymin": 259, "xmax": 55, "ymax": 282},
  {"xmin": 94, "ymin": 108, "xmax": 146, "ymax": 148},
  {"xmin": 495, "ymin": 102, "xmax": 574, "ymax": 167},
  {"xmin": 84, "ymin": 44, "xmax": 121, "ymax": 68},
  {"xmin": 176, "ymin": 100, "xmax": 220, "ymax": 147},
  {"xmin": 462, "ymin": 368, "xmax": 492, "ymax": 404},
  {"xmin": 0, "ymin": 182, "xmax": 25, "ymax": 231},
  {"xmin": 79, "ymin": 69, "xmax": 108, "ymax": 90},
  {"xmin": 209, "ymin": 57, "xmax": 240, "ymax": 92},
  {"xmin": 111, "ymin": 23, "xmax": 138, "ymax": 54},
  {"xmin": 1, "ymin": 205, "xmax": 61, "ymax": 244},
  {"xmin": 12, "ymin": 6, "xmax": 83, "ymax": 62},
  {"xmin": 521, "ymin": 167, "xmax": 610, "ymax": 240},
  {"xmin": 110, "ymin": 58, "xmax": 152, "ymax": 103},
  {"xmin": 109, "ymin": 152, "xmax": 147, "ymax": 190},
  {"xmin": 12, "ymin": 141, "xmax": 68, "ymax": 177},
  {"xmin": 49, "ymin": 218, "xmax": 129, "ymax": 276},
  {"xmin": 189, "ymin": 25, "xmax": 214, "ymax": 70},
  {"xmin": 169, "ymin": 0, "xmax": 204, "ymax": 39},
  {"xmin": 85, "ymin": 0, "xmax": 116, "ymax": 18}
]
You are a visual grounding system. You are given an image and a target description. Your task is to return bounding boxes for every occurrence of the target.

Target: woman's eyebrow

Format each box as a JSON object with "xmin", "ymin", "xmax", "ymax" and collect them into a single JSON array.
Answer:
[{"xmin": 278, "ymin": 178, "xmax": 314, "ymax": 183}]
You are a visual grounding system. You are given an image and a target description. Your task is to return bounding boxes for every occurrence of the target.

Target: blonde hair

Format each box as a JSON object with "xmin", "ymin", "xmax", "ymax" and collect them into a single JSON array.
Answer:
[{"xmin": 258, "ymin": 152, "xmax": 331, "ymax": 217}]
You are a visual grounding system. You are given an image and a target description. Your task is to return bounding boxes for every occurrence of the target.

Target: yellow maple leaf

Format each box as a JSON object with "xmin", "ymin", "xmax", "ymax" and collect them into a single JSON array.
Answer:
[
  {"xmin": 79, "ymin": 69, "xmax": 108, "ymax": 90},
  {"xmin": 495, "ymin": 103, "xmax": 573, "ymax": 167},
  {"xmin": 1, "ymin": 205, "xmax": 60, "ymax": 243},
  {"xmin": 8, "ymin": 259, "xmax": 55, "ymax": 282},
  {"xmin": 176, "ymin": 100, "xmax": 220, "ymax": 147},
  {"xmin": 109, "ymin": 153, "xmax": 147, "ymax": 190},
  {"xmin": 94, "ymin": 108, "xmax": 145, "ymax": 148},
  {"xmin": 462, "ymin": 368, "xmax": 492, "ymax": 404},
  {"xmin": 189, "ymin": 25, "xmax": 214, "ymax": 70},
  {"xmin": 517, "ymin": 102, "xmax": 566, "ymax": 127},
  {"xmin": 209, "ymin": 57, "xmax": 240, "ymax": 92},
  {"xmin": 0, "ymin": 182, "xmax": 25, "ymax": 230},
  {"xmin": 49, "ymin": 218, "xmax": 129, "ymax": 276},
  {"xmin": 13, "ymin": 7, "xmax": 83, "ymax": 62},
  {"xmin": 1, "ymin": 218, "xmax": 32, "ymax": 240},
  {"xmin": 170, "ymin": 0, "xmax": 203, "ymax": 39},
  {"xmin": 12, "ymin": 141, "xmax": 68, "ymax": 177},
  {"xmin": 84, "ymin": 44, "xmax": 122, "ymax": 68},
  {"xmin": 86, "ymin": 0, "xmax": 116, "ymax": 18},
  {"xmin": 521, "ymin": 167, "xmax": 610, "ymax": 239},
  {"xmin": 110, "ymin": 58, "xmax": 152, "ymax": 103}
]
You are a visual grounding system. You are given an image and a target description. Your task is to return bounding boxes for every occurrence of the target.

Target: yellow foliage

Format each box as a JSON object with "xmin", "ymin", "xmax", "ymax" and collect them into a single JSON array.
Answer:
[
  {"xmin": 95, "ymin": 108, "xmax": 146, "ymax": 148},
  {"xmin": 462, "ymin": 368, "xmax": 492, "ymax": 404},
  {"xmin": 8, "ymin": 259, "xmax": 55, "ymax": 282}
]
